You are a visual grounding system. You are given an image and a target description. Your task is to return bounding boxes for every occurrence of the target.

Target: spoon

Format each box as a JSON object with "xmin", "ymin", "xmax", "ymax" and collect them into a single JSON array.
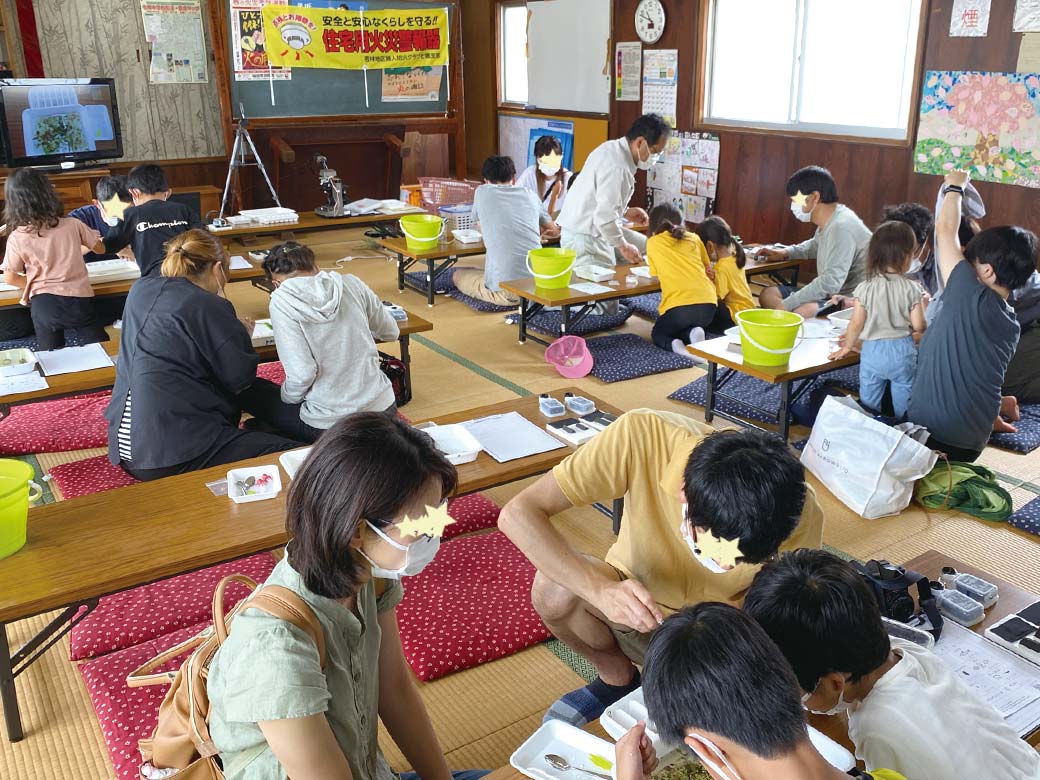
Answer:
[{"xmin": 544, "ymin": 754, "xmax": 612, "ymax": 780}]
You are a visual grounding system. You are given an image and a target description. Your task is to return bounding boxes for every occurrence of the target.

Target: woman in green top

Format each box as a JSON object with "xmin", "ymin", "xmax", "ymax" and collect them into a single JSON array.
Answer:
[{"xmin": 208, "ymin": 412, "xmax": 486, "ymax": 780}]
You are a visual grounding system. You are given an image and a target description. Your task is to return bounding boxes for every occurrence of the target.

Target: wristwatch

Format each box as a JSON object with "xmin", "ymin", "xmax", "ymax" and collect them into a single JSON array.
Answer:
[{"xmin": 943, "ymin": 184, "xmax": 965, "ymax": 195}]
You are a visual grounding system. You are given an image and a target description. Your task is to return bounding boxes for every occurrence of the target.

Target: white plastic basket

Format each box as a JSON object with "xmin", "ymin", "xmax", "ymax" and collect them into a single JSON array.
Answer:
[{"xmin": 439, "ymin": 204, "xmax": 474, "ymax": 235}]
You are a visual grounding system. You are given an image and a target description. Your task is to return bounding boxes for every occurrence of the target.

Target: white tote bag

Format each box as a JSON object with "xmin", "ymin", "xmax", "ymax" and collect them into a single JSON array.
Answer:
[{"xmin": 801, "ymin": 396, "xmax": 938, "ymax": 519}]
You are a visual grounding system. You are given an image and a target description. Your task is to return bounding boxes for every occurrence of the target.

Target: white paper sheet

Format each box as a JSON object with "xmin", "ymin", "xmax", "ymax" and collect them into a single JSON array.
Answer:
[
  {"xmin": 570, "ymin": 282, "xmax": 614, "ymax": 295},
  {"xmin": 631, "ymin": 266, "xmax": 654, "ymax": 278},
  {"xmin": 228, "ymin": 255, "xmax": 252, "ymax": 270},
  {"xmin": 0, "ymin": 373, "xmax": 48, "ymax": 397},
  {"xmin": 461, "ymin": 411, "xmax": 566, "ymax": 463},
  {"xmin": 0, "ymin": 282, "xmax": 20, "ymax": 293},
  {"xmin": 950, "ymin": 0, "xmax": 991, "ymax": 36},
  {"xmin": 35, "ymin": 343, "xmax": 114, "ymax": 376},
  {"xmin": 1015, "ymin": 0, "xmax": 1040, "ymax": 31}
]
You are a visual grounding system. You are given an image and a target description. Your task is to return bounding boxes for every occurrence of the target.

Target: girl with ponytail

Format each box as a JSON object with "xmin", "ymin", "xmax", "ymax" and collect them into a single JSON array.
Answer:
[
  {"xmin": 105, "ymin": 229, "xmax": 305, "ymax": 481},
  {"xmin": 645, "ymin": 204, "xmax": 724, "ymax": 356}
]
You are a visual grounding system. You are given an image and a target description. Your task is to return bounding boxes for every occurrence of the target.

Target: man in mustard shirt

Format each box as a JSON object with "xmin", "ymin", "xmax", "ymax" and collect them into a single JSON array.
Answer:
[{"xmin": 498, "ymin": 409, "xmax": 824, "ymax": 726}]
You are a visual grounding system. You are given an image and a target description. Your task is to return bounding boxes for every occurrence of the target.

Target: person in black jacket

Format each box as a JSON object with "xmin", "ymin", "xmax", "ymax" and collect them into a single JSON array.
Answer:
[
  {"xmin": 103, "ymin": 164, "xmax": 204, "ymax": 278},
  {"xmin": 105, "ymin": 229, "xmax": 304, "ymax": 481}
]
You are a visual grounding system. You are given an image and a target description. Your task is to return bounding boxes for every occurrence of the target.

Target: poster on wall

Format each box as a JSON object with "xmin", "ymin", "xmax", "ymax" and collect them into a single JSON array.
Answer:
[
  {"xmin": 949, "ymin": 0, "xmax": 991, "ymax": 37},
  {"xmin": 648, "ymin": 131, "xmax": 720, "ymax": 222},
  {"xmin": 381, "ymin": 66, "xmax": 443, "ymax": 102},
  {"xmin": 140, "ymin": 0, "xmax": 209, "ymax": 83},
  {"xmin": 616, "ymin": 42, "xmax": 641, "ymax": 101},
  {"xmin": 498, "ymin": 115, "xmax": 575, "ymax": 173},
  {"xmin": 1014, "ymin": 0, "xmax": 1040, "ymax": 32},
  {"xmin": 914, "ymin": 71, "xmax": 1040, "ymax": 189},
  {"xmin": 641, "ymin": 49, "xmax": 678, "ymax": 128},
  {"xmin": 232, "ymin": 0, "xmax": 291, "ymax": 81}
]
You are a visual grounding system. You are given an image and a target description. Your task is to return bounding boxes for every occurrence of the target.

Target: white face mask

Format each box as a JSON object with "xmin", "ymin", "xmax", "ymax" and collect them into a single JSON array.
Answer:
[
  {"xmin": 636, "ymin": 140, "xmax": 662, "ymax": 171},
  {"xmin": 789, "ymin": 199, "xmax": 814, "ymax": 223},
  {"xmin": 688, "ymin": 735, "xmax": 743, "ymax": 780},
  {"xmin": 358, "ymin": 521, "xmax": 441, "ymax": 579},
  {"xmin": 679, "ymin": 507, "xmax": 729, "ymax": 575},
  {"xmin": 801, "ymin": 679, "xmax": 848, "ymax": 716},
  {"xmin": 538, "ymin": 162, "xmax": 561, "ymax": 177}
]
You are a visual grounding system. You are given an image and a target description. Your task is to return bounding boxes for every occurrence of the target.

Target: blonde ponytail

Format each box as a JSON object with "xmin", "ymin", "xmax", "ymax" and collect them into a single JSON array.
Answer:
[{"xmin": 161, "ymin": 229, "xmax": 228, "ymax": 279}]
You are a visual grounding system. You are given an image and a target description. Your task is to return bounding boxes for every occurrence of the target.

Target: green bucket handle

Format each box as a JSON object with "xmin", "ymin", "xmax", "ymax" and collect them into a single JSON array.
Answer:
[
  {"xmin": 737, "ymin": 321, "xmax": 804, "ymax": 355},
  {"xmin": 525, "ymin": 251, "xmax": 575, "ymax": 281},
  {"xmin": 399, "ymin": 218, "xmax": 446, "ymax": 244},
  {"xmin": 27, "ymin": 480, "xmax": 42, "ymax": 503}
]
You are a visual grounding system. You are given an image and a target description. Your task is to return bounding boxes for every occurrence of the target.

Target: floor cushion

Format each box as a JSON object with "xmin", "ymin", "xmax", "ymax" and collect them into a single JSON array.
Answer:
[
  {"xmin": 508, "ymin": 304, "xmax": 634, "ymax": 338},
  {"xmin": 0, "ymin": 391, "xmax": 110, "ymax": 455},
  {"xmin": 70, "ymin": 553, "xmax": 277, "ymax": 661},
  {"xmin": 624, "ymin": 293, "xmax": 662, "ymax": 321},
  {"xmin": 586, "ymin": 333, "xmax": 694, "ymax": 383},
  {"xmin": 443, "ymin": 493, "xmax": 501, "ymax": 540},
  {"xmin": 450, "ymin": 290, "xmax": 517, "ymax": 313},
  {"xmin": 397, "ymin": 530, "xmax": 550, "ymax": 681},
  {"xmin": 49, "ymin": 455, "xmax": 139, "ymax": 500},
  {"xmin": 0, "ymin": 330, "xmax": 91, "ymax": 352},
  {"xmin": 988, "ymin": 403, "xmax": 1040, "ymax": 453},
  {"xmin": 668, "ymin": 372, "xmax": 837, "ymax": 427},
  {"xmin": 256, "ymin": 360, "xmax": 286, "ymax": 385},
  {"xmin": 79, "ymin": 620, "xmax": 209, "ymax": 780},
  {"xmin": 404, "ymin": 269, "xmax": 457, "ymax": 294},
  {"xmin": 1009, "ymin": 495, "xmax": 1040, "ymax": 537}
]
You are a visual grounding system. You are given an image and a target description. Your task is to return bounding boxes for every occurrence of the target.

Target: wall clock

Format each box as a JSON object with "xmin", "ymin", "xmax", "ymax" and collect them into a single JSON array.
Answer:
[{"xmin": 635, "ymin": 0, "xmax": 666, "ymax": 44}]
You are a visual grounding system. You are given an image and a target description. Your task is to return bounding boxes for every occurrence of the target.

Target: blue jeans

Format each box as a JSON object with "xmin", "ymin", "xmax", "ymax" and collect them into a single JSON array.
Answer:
[
  {"xmin": 859, "ymin": 336, "xmax": 917, "ymax": 419},
  {"xmin": 401, "ymin": 771, "xmax": 490, "ymax": 780}
]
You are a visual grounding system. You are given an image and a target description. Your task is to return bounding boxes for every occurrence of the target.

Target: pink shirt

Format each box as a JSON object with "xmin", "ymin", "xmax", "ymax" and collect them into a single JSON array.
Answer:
[{"xmin": 2, "ymin": 218, "xmax": 100, "ymax": 305}]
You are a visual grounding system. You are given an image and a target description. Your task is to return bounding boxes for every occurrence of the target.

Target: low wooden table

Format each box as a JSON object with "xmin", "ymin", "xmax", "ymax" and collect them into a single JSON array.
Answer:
[
  {"xmin": 209, "ymin": 208, "xmax": 425, "ymax": 247},
  {"xmin": 500, "ymin": 268, "xmax": 662, "ymax": 347},
  {"xmin": 0, "ymin": 311, "xmax": 432, "ymax": 417},
  {"xmin": 744, "ymin": 255, "xmax": 803, "ymax": 287},
  {"xmin": 378, "ymin": 235, "xmax": 487, "ymax": 307},
  {"xmin": 688, "ymin": 330, "xmax": 858, "ymax": 441},
  {"xmin": 0, "ymin": 388, "xmax": 617, "ymax": 741}
]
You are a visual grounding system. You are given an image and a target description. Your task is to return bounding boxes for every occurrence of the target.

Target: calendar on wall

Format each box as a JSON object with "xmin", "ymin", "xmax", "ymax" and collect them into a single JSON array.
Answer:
[{"xmin": 647, "ymin": 130, "xmax": 720, "ymax": 224}]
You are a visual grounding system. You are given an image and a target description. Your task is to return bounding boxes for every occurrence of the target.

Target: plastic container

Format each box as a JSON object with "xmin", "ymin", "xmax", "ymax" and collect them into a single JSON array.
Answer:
[
  {"xmin": 278, "ymin": 447, "xmax": 311, "ymax": 480},
  {"xmin": 881, "ymin": 615, "xmax": 936, "ymax": 650},
  {"xmin": 226, "ymin": 465, "xmax": 282, "ymax": 504},
  {"xmin": 527, "ymin": 248, "xmax": 576, "ymax": 290},
  {"xmin": 439, "ymin": 204, "xmax": 474, "ymax": 235},
  {"xmin": 399, "ymin": 214, "xmax": 445, "ymax": 252},
  {"xmin": 539, "ymin": 395, "xmax": 566, "ymax": 418},
  {"xmin": 827, "ymin": 307, "xmax": 854, "ymax": 332},
  {"xmin": 955, "ymin": 573, "xmax": 999, "ymax": 608},
  {"xmin": 510, "ymin": 719, "xmax": 615, "ymax": 780},
  {"xmin": 735, "ymin": 309, "xmax": 804, "ymax": 366},
  {"xmin": 564, "ymin": 395, "xmax": 596, "ymax": 415},
  {"xmin": 937, "ymin": 588, "xmax": 986, "ymax": 627},
  {"xmin": 423, "ymin": 423, "xmax": 483, "ymax": 465},
  {"xmin": 545, "ymin": 335, "xmax": 594, "ymax": 379},
  {"xmin": 0, "ymin": 348, "xmax": 37, "ymax": 378},
  {"xmin": 0, "ymin": 459, "xmax": 42, "ymax": 560}
]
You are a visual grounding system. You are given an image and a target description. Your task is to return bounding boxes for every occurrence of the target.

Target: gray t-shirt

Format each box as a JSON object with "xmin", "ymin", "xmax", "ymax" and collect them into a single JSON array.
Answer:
[
  {"xmin": 473, "ymin": 183, "xmax": 550, "ymax": 291},
  {"xmin": 784, "ymin": 204, "xmax": 870, "ymax": 310},
  {"xmin": 909, "ymin": 262, "xmax": 1020, "ymax": 452},
  {"xmin": 853, "ymin": 273, "xmax": 923, "ymax": 341}
]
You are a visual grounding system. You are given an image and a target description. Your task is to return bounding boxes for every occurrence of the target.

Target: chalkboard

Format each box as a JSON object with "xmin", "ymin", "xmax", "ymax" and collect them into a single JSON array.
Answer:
[{"xmin": 228, "ymin": 1, "xmax": 451, "ymax": 120}]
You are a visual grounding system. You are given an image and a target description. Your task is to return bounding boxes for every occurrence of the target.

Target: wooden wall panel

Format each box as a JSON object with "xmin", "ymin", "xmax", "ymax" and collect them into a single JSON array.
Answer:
[{"xmin": 461, "ymin": 0, "xmax": 497, "ymax": 177}]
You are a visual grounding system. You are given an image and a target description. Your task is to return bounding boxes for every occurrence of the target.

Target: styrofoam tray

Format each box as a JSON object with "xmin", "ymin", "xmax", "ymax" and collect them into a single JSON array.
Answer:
[
  {"xmin": 0, "ymin": 348, "xmax": 37, "ymax": 377},
  {"xmin": 510, "ymin": 719, "xmax": 615, "ymax": 780},
  {"xmin": 422, "ymin": 423, "xmax": 482, "ymax": 465},
  {"xmin": 278, "ymin": 447, "xmax": 312, "ymax": 480},
  {"xmin": 827, "ymin": 307, "xmax": 854, "ymax": 331},
  {"xmin": 226, "ymin": 465, "xmax": 282, "ymax": 504}
]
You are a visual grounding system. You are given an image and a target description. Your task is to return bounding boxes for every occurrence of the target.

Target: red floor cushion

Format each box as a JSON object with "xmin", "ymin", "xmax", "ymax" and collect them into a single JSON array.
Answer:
[
  {"xmin": 256, "ymin": 360, "xmax": 285, "ymax": 385},
  {"xmin": 442, "ymin": 493, "xmax": 501, "ymax": 540},
  {"xmin": 79, "ymin": 619, "xmax": 209, "ymax": 780},
  {"xmin": 396, "ymin": 530, "xmax": 550, "ymax": 681},
  {"xmin": 49, "ymin": 455, "xmax": 139, "ymax": 500},
  {"xmin": 0, "ymin": 391, "xmax": 110, "ymax": 455},
  {"xmin": 70, "ymin": 553, "xmax": 277, "ymax": 661}
]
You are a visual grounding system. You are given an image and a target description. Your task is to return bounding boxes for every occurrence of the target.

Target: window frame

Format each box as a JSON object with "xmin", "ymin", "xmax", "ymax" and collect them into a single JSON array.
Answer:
[
  {"xmin": 695, "ymin": 0, "xmax": 929, "ymax": 146},
  {"xmin": 496, "ymin": 0, "xmax": 530, "ymax": 109}
]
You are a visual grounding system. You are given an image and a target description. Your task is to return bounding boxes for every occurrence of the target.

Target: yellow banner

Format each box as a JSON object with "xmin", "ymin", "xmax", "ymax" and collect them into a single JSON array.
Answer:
[{"xmin": 261, "ymin": 6, "xmax": 448, "ymax": 70}]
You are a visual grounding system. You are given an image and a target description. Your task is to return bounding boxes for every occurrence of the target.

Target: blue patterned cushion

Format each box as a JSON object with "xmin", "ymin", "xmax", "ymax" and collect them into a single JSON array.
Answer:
[
  {"xmin": 1009, "ymin": 495, "xmax": 1040, "ymax": 537},
  {"xmin": 0, "ymin": 332, "xmax": 91, "ymax": 352},
  {"xmin": 586, "ymin": 334, "xmax": 695, "ymax": 383},
  {"xmin": 988, "ymin": 404, "xmax": 1040, "ymax": 454},
  {"xmin": 450, "ymin": 290, "xmax": 517, "ymax": 313},
  {"xmin": 404, "ymin": 270, "xmax": 456, "ymax": 294},
  {"xmin": 507, "ymin": 305, "xmax": 634, "ymax": 337},
  {"xmin": 624, "ymin": 293, "xmax": 661, "ymax": 321},
  {"xmin": 668, "ymin": 372, "xmax": 837, "ymax": 427},
  {"xmin": 817, "ymin": 364, "xmax": 861, "ymax": 393}
]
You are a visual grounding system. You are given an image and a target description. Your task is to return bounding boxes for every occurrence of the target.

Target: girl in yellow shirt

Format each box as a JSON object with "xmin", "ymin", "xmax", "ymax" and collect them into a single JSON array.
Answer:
[
  {"xmin": 695, "ymin": 215, "xmax": 755, "ymax": 330},
  {"xmin": 646, "ymin": 203, "xmax": 720, "ymax": 355}
]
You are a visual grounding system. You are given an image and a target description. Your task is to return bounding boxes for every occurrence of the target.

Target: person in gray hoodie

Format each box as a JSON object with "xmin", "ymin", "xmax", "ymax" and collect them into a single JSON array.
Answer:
[{"xmin": 262, "ymin": 242, "xmax": 400, "ymax": 442}]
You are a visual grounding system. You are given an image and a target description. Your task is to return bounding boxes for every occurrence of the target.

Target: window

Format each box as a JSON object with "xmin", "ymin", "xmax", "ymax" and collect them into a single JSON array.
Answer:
[
  {"xmin": 499, "ymin": 3, "xmax": 529, "ymax": 105},
  {"xmin": 703, "ymin": 0, "xmax": 923, "ymax": 140}
]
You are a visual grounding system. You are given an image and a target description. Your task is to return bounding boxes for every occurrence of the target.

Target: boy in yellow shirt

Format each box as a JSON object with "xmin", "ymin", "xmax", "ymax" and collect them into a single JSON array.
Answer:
[{"xmin": 695, "ymin": 215, "xmax": 755, "ymax": 330}]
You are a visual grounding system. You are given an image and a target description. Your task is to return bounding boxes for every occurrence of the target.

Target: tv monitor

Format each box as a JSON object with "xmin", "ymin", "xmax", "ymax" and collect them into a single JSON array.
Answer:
[{"xmin": 0, "ymin": 78, "xmax": 123, "ymax": 167}]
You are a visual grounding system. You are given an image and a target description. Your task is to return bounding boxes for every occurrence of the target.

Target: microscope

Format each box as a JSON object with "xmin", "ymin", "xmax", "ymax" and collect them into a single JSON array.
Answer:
[{"xmin": 314, "ymin": 154, "xmax": 348, "ymax": 218}]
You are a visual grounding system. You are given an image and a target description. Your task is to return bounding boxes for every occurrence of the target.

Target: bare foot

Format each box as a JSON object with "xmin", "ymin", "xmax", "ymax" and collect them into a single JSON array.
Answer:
[
  {"xmin": 993, "ymin": 416, "xmax": 1018, "ymax": 434},
  {"xmin": 999, "ymin": 395, "xmax": 1021, "ymax": 422}
]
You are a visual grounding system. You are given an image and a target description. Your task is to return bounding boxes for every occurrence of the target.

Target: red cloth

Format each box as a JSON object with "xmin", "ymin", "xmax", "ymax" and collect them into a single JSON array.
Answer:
[
  {"xmin": 255, "ymin": 361, "xmax": 285, "ymax": 385},
  {"xmin": 49, "ymin": 455, "xmax": 138, "ymax": 500},
  {"xmin": 443, "ymin": 493, "xmax": 501, "ymax": 540},
  {"xmin": 0, "ymin": 391, "xmax": 109, "ymax": 454},
  {"xmin": 69, "ymin": 554, "xmax": 276, "ymax": 661},
  {"xmin": 396, "ymin": 531, "xmax": 550, "ymax": 681}
]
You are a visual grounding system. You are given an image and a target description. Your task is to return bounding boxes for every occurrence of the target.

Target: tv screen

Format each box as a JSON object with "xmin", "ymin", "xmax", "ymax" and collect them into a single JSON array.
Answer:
[{"xmin": 0, "ymin": 78, "xmax": 123, "ymax": 167}]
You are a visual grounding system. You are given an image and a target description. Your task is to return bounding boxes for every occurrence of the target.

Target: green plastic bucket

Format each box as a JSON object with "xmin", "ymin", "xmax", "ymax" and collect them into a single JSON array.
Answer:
[
  {"xmin": 736, "ymin": 309, "xmax": 804, "ymax": 366},
  {"xmin": 526, "ymin": 248, "xmax": 576, "ymax": 290},
  {"xmin": 400, "ymin": 214, "xmax": 445, "ymax": 252},
  {"xmin": 0, "ymin": 459, "xmax": 42, "ymax": 560}
]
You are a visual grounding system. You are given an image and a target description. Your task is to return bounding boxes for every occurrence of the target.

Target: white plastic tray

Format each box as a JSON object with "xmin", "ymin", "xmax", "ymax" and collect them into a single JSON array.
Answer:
[
  {"xmin": 278, "ymin": 447, "xmax": 312, "ymax": 480},
  {"xmin": 0, "ymin": 348, "xmax": 37, "ymax": 378},
  {"xmin": 510, "ymin": 719, "xmax": 615, "ymax": 780},
  {"xmin": 422, "ymin": 423, "xmax": 482, "ymax": 465},
  {"xmin": 827, "ymin": 307, "xmax": 854, "ymax": 331},
  {"xmin": 227, "ymin": 465, "xmax": 282, "ymax": 504}
]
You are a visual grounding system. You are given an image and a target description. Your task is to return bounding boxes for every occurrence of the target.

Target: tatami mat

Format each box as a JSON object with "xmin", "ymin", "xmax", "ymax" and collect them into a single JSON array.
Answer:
[{"xmin": 3, "ymin": 223, "xmax": 1038, "ymax": 777}]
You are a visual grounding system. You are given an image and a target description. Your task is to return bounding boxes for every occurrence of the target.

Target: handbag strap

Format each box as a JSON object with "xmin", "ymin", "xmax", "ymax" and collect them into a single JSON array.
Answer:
[{"xmin": 247, "ymin": 585, "xmax": 327, "ymax": 668}]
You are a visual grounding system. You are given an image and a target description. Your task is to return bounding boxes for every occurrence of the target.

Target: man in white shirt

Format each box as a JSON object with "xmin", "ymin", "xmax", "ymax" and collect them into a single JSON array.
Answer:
[
  {"xmin": 556, "ymin": 114, "xmax": 670, "ymax": 273},
  {"xmin": 745, "ymin": 549, "xmax": 1040, "ymax": 780}
]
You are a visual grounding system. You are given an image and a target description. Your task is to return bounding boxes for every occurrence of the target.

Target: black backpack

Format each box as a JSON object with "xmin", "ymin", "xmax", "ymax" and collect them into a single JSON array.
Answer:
[{"xmin": 379, "ymin": 351, "xmax": 411, "ymax": 406}]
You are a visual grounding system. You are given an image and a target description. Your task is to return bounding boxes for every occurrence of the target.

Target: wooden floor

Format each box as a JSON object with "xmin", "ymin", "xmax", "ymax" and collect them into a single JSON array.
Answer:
[{"xmin": 3, "ymin": 225, "xmax": 1039, "ymax": 778}]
